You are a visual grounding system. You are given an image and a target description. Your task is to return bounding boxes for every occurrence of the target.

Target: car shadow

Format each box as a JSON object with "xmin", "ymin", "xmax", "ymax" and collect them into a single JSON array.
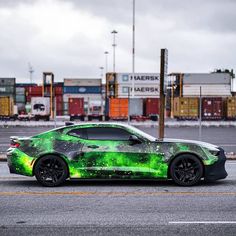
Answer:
[{"xmin": 1, "ymin": 178, "xmax": 232, "ymax": 188}]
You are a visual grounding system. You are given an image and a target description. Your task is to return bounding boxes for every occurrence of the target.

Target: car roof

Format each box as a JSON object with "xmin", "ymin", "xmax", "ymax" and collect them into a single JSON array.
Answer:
[{"xmin": 64, "ymin": 122, "xmax": 131, "ymax": 129}]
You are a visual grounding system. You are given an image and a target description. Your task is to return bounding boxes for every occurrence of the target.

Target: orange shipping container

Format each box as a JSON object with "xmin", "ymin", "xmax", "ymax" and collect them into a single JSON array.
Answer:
[
  {"xmin": 109, "ymin": 98, "xmax": 128, "ymax": 119},
  {"xmin": 226, "ymin": 97, "xmax": 236, "ymax": 119}
]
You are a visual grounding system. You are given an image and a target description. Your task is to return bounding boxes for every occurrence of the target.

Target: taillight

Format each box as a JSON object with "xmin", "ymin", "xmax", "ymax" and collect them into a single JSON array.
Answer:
[{"xmin": 10, "ymin": 142, "xmax": 20, "ymax": 148}]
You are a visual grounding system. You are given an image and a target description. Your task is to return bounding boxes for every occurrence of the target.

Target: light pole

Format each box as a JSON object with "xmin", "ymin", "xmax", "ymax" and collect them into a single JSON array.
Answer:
[
  {"xmin": 132, "ymin": 0, "xmax": 135, "ymax": 98},
  {"xmin": 111, "ymin": 30, "xmax": 118, "ymax": 72}
]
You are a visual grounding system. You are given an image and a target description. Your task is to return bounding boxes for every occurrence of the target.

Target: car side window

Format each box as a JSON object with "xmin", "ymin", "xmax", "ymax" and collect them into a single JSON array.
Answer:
[
  {"xmin": 86, "ymin": 127, "xmax": 131, "ymax": 141},
  {"xmin": 67, "ymin": 128, "xmax": 87, "ymax": 139}
]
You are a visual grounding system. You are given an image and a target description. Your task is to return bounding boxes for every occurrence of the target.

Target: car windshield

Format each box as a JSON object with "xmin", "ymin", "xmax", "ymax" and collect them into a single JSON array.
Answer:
[{"xmin": 128, "ymin": 125, "xmax": 156, "ymax": 141}]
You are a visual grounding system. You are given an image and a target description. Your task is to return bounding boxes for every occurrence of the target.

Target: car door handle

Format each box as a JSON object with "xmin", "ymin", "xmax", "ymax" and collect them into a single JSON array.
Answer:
[{"xmin": 87, "ymin": 145, "xmax": 99, "ymax": 149}]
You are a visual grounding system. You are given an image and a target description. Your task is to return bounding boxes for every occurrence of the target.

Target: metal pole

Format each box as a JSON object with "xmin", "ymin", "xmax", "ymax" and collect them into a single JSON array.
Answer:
[
  {"xmin": 159, "ymin": 49, "xmax": 167, "ymax": 140},
  {"xmin": 111, "ymin": 30, "xmax": 118, "ymax": 72},
  {"xmin": 104, "ymin": 51, "xmax": 109, "ymax": 74},
  {"xmin": 199, "ymin": 86, "xmax": 202, "ymax": 141},
  {"xmin": 128, "ymin": 87, "xmax": 130, "ymax": 125},
  {"xmin": 132, "ymin": 0, "xmax": 135, "ymax": 98}
]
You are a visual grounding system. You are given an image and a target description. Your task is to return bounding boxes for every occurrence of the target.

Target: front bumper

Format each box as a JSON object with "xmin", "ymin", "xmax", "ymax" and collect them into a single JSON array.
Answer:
[{"xmin": 204, "ymin": 148, "xmax": 228, "ymax": 181}]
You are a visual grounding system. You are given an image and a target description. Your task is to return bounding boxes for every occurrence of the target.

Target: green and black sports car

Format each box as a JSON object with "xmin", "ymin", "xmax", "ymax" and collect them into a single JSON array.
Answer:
[{"xmin": 7, "ymin": 123, "xmax": 227, "ymax": 187}]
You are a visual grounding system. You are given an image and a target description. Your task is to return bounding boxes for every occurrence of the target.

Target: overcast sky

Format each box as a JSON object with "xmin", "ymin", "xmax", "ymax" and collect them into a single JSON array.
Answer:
[{"xmin": 0, "ymin": 0, "xmax": 235, "ymax": 83}]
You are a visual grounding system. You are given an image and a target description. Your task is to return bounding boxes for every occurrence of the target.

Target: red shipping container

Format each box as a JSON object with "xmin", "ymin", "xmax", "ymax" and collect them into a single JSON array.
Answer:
[
  {"xmin": 68, "ymin": 98, "xmax": 84, "ymax": 116},
  {"xmin": 26, "ymin": 86, "xmax": 43, "ymax": 96},
  {"xmin": 145, "ymin": 98, "xmax": 160, "ymax": 116},
  {"xmin": 55, "ymin": 86, "xmax": 63, "ymax": 95},
  {"xmin": 202, "ymin": 97, "xmax": 223, "ymax": 120},
  {"xmin": 56, "ymin": 96, "xmax": 63, "ymax": 112}
]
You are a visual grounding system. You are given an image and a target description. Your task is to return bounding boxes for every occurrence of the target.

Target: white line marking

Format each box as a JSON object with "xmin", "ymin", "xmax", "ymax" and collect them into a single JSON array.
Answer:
[{"xmin": 169, "ymin": 221, "xmax": 236, "ymax": 224}]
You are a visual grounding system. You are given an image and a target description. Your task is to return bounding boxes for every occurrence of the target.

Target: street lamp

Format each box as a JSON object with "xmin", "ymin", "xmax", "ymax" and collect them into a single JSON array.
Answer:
[
  {"xmin": 111, "ymin": 30, "xmax": 118, "ymax": 72},
  {"xmin": 132, "ymin": 0, "xmax": 135, "ymax": 98}
]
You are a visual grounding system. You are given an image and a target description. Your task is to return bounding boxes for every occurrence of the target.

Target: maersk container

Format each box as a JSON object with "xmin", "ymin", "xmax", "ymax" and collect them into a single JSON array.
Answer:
[
  {"xmin": 183, "ymin": 73, "xmax": 231, "ymax": 85},
  {"xmin": 202, "ymin": 97, "xmax": 223, "ymax": 120},
  {"xmin": 64, "ymin": 78, "xmax": 101, "ymax": 86},
  {"xmin": 144, "ymin": 98, "xmax": 160, "ymax": 120},
  {"xmin": 63, "ymin": 86, "xmax": 101, "ymax": 94},
  {"xmin": 0, "ymin": 78, "xmax": 15, "ymax": 86},
  {"xmin": 129, "ymin": 98, "xmax": 143, "ymax": 116},
  {"xmin": 26, "ymin": 86, "xmax": 42, "ymax": 96},
  {"xmin": 116, "ymin": 73, "xmax": 160, "ymax": 84},
  {"xmin": 117, "ymin": 84, "xmax": 160, "ymax": 98}
]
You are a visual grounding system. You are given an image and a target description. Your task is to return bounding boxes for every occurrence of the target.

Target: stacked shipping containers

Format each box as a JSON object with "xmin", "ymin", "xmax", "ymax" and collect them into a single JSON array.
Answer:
[
  {"xmin": 173, "ymin": 72, "xmax": 232, "ymax": 120},
  {"xmin": 106, "ymin": 73, "xmax": 160, "ymax": 120},
  {"xmin": 63, "ymin": 78, "xmax": 102, "ymax": 120}
]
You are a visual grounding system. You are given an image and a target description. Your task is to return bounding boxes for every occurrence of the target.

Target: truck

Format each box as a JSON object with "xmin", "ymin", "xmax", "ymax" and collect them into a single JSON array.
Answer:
[{"xmin": 31, "ymin": 97, "xmax": 50, "ymax": 121}]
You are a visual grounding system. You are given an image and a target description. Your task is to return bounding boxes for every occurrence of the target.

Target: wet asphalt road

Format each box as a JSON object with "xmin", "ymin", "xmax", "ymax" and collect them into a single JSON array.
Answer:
[
  {"xmin": 0, "ymin": 126, "xmax": 236, "ymax": 153},
  {"xmin": 0, "ymin": 162, "xmax": 236, "ymax": 235}
]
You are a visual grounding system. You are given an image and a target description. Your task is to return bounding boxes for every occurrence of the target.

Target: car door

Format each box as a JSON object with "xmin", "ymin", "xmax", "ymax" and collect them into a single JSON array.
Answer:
[{"xmin": 81, "ymin": 127, "xmax": 152, "ymax": 178}]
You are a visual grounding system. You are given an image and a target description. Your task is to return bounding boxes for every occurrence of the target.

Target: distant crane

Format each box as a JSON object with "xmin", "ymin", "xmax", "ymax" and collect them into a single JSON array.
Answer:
[{"xmin": 28, "ymin": 63, "xmax": 34, "ymax": 84}]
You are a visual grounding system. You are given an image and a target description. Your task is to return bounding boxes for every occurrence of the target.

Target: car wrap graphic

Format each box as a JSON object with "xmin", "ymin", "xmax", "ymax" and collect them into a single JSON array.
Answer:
[{"xmin": 7, "ymin": 123, "xmax": 219, "ymax": 179}]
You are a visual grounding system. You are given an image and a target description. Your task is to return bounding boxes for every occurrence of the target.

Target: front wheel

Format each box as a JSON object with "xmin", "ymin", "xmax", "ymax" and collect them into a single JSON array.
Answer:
[
  {"xmin": 34, "ymin": 155, "xmax": 68, "ymax": 187},
  {"xmin": 170, "ymin": 154, "xmax": 203, "ymax": 186}
]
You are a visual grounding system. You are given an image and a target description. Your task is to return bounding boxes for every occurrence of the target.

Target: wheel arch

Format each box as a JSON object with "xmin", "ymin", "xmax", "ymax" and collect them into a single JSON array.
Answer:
[
  {"xmin": 33, "ymin": 152, "xmax": 70, "ymax": 177},
  {"xmin": 167, "ymin": 152, "xmax": 205, "ymax": 179}
]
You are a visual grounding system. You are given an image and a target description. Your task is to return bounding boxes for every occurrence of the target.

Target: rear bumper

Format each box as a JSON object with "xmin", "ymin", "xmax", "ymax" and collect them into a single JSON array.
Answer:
[{"xmin": 204, "ymin": 148, "xmax": 228, "ymax": 181}]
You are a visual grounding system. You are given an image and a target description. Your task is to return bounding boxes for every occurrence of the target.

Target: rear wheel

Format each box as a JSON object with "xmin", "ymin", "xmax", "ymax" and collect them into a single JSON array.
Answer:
[
  {"xmin": 34, "ymin": 155, "xmax": 68, "ymax": 187},
  {"xmin": 170, "ymin": 154, "xmax": 203, "ymax": 186}
]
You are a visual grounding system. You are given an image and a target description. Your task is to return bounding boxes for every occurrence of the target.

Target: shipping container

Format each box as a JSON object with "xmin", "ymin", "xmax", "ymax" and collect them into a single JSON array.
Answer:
[
  {"xmin": 225, "ymin": 97, "xmax": 236, "ymax": 120},
  {"xmin": 117, "ymin": 84, "xmax": 159, "ymax": 98},
  {"xmin": 15, "ymin": 94, "xmax": 26, "ymax": 103},
  {"xmin": 0, "ymin": 96, "xmax": 15, "ymax": 119},
  {"xmin": 55, "ymin": 86, "xmax": 63, "ymax": 95},
  {"xmin": 64, "ymin": 78, "xmax": 101, "ymax": 86},
  {"xmin": 144, "ymin": 98, "xmax": 160, "ymax": 121},
  {"xmin": 16, "ymin": 87, "xmax": 25, "ymax": 95},
  {"xmin": 31, "ymin": 97, "xmax": 50, "ymax": 121},
  {"xmin": 202, "ymin": 97, "xmax": 223, "ymax": 120},
  {"xmin": 26, "ymin": 86, "xmax": 43, "ymax": 96},
  {"xmin": 129, "ymin": 98, "xmax": 143, "ymax": 116},
  {"xmin": 0, "ymin": 78, "xmax": 15, "ymax": 86},
  {"xmin": 56, "ymin": 96, "xmax": 63, "ymax": 114},
  {"xmin": 183, "ymin": 73, "xmax": 231, "ymax": 85},
  {"xmin": 16, "ymin": 83, "xmax": 37, "ymax": 87},
  {"xmin": 116, "ymin": 73, "xmax": 160, "ymax": 84},
  {"xmin": 68, "ymin": 98, "xmax": 84, "ymax": 121},
  {"xmin": 182, "ymin": 84, "xmax": 231, "ymax": 97},
  {"xmin": 108, "ymin": 98, "xmax": 128, "ymax": 120},
  {"xmin": 63, "ymin": 86, "xmax": 101, "ymax": 94},
  {"xmin": 0, "ymin": 86, "xmax": 15, "ymax": 94},
  {"xmin": 173, "ymin": 97, "xmax": 199, "ymax": 120}
]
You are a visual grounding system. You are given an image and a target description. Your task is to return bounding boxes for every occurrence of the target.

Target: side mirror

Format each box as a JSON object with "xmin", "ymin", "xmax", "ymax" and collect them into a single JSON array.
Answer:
[{"xmin": 129, "ymin": 135, "xmax": 142, "ymax": 144}]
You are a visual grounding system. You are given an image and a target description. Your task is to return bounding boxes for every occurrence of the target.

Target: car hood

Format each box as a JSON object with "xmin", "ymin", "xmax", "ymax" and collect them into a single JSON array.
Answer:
[{"xmin": 161, "ymin": 138, "xmax": 219, "ymax": 151}]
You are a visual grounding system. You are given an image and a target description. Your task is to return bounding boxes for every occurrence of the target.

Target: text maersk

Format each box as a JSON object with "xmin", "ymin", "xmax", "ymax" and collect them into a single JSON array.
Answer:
[{"xmin": 130, "ymin": 75, "xmax": 159, "ymax": 81}]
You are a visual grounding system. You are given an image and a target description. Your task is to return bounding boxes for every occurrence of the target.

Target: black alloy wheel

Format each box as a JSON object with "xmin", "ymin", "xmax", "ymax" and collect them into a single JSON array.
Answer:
[
  {"xmin": 34, "ymin": 155, "xmax": 68, "ymax": 187},
  {"xmin": 170, "ymin": 154, "xmax": 203, "ymax": 186}
]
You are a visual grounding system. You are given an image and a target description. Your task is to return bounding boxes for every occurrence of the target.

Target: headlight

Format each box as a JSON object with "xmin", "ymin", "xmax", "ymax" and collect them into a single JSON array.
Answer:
[{"xmin": 208, "ymin": 149, "xmax": 220, "ymax": 156}]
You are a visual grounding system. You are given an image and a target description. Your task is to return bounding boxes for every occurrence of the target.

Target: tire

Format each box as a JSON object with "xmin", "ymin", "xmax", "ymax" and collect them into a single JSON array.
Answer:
[
  {"xmin": 170, "ymin": 154, "xmax": 203, "ymax": 186},
  {"xmin": 34, "ymin": 155, "xmax": 68, "ymax": 187}
]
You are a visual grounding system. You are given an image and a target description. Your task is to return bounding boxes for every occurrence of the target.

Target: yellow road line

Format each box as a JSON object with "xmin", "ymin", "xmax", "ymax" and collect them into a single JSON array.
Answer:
[{"xmin": 0, "ymin": 191, "xmax": 236, "ymax": 196}]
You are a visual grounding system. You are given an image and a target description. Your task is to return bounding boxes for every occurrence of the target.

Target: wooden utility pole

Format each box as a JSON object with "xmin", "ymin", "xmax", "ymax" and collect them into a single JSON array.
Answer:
[{"xmin": 159, "ymin": 49, "xmax": 168, "ymax": 140}]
